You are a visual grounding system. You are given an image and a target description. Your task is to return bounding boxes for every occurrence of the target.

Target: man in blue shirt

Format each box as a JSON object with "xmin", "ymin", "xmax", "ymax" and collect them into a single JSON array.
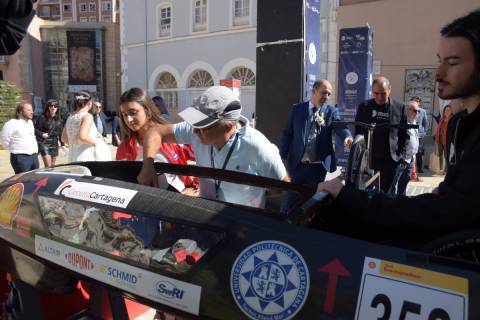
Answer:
[{"xmin": 137, "ymin": 86, "xmax": 288, "ymax": 208}]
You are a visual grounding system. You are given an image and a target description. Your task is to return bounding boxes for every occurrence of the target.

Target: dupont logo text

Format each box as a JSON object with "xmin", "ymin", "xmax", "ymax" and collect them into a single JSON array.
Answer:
[
  {"xmin": 156, "ymin": 281, "xmax": 185, "ymax": 300},
  {"xmin": 64, "ymin": 252, "xmax": 94, "ymax": 270}
]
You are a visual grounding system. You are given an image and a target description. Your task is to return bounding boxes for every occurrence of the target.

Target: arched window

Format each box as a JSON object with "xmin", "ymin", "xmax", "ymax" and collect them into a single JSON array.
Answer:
[
  {"xmin": 188, "ymin": 70, "xmax": 214, "ymax": 88},
  {"xmin": 155, "ymin": 72, "xmax": 178, "ymax": 109},
  {"xmin": 228, "ymin": 66, "xmax": 255, "ymax": 86}
]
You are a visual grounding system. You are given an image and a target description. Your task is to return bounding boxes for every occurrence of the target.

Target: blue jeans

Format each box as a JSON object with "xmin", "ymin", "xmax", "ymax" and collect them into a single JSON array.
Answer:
[{"xmin": 10, "ymin": 153, "xmax": 39, "ymax": 174}]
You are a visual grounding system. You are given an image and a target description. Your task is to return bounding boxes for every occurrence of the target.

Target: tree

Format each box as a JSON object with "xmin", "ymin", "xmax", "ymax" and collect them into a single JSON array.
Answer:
[{"xmin": 0, "ymin": 81, "xmax": 21, "ymax": 129}]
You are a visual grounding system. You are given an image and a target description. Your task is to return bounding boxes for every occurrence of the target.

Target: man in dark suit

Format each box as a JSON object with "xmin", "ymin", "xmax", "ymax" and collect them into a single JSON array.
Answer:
[
  {"xmin": 354, "ymin": 76, "xmax": 408, "ymax": 192},
  {"xmin": 279, "ymin": 80, "xmax": 352, "ymax": 212}
]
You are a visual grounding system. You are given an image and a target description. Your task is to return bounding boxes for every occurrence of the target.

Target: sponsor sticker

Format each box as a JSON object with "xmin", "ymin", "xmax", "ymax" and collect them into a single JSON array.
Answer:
[
  {"xmin": 35, "ymin": 235, "xmax": 201, "ymax": 315},
  {"xmin": 230, "ymin": 240, "xmax": 310, "ymax": 320},
  {"xmin": 0, "ymin": 183, "xmax": 24, "ymax": 230},
  {"xmin": 54, "ymin": 179, "xmax": 137, "ymax": 208},
  {"xmin": 355, "ymin": 257, "xmax": 468, "ymax": 320},
  {"xmin": 14, "ymin": 216, "xmax": 32, "ymax": 238}
]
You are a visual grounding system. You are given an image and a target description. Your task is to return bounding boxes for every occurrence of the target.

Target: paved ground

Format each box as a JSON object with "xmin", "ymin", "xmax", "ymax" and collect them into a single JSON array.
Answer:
[{"xmin": 0, "ymin": 139, "xmax": 445, "ymax": 196}]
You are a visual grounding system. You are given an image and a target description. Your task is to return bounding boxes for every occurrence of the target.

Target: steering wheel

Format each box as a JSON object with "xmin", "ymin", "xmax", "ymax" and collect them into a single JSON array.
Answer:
[{"xmin": 345, "ymin": 134, "xmax": 369, "ymax": 189}]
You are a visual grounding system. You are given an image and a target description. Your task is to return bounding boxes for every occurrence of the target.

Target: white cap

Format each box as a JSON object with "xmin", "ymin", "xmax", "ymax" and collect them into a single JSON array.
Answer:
[{"xmin": 178, "ymin": 86, "xmax": 242, "ymax": 128}]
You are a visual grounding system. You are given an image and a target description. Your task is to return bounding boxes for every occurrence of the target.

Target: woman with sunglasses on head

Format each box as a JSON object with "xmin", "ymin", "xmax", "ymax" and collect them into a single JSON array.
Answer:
[
  {"xmin": 116, "ymin": 88, "xmax": 198, "ymax": 195},
  {"xmin": 34, "ymin": 99, "xmax": 63, "ymax": 167},
  {"xmin": 62, "ymin": 91, "xmax": 112, "ymax": 162}
]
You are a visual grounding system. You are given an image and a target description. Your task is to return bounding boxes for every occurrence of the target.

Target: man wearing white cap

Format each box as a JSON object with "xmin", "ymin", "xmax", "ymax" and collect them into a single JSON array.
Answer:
[{"xmin": 137, "ymin": 86, "xmax": 288, "ymax": 208}]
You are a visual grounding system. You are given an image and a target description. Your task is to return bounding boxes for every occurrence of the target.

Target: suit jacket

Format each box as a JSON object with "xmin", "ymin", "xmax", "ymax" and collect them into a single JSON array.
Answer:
[
  {"xmin": 354, "ymin": 98, "xmax": 408, "ymax": 162},
  {"xmin": 415, "ymin": 108, "xmax": 428, "ymax": 139},
  {"xmin": 279, "ymin": 102, "xmax": 351, "ymax": 173}
]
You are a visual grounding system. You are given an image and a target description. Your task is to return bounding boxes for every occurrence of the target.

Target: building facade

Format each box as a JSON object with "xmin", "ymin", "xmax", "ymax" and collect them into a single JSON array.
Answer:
[
  {"xmin": 121, "ymin": 0, "xmax": 259, "ymax": 122},
  {"xmin": 37, "ymin": 0, "xmax": 119, "ymax": 23},
  {"xmin": 0, "ymin": 2, "xmax": 121, "ymax": 113}
]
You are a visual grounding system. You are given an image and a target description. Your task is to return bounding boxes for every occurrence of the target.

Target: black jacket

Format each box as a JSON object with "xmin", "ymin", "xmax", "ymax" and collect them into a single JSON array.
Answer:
[
  {"xmin": 354, "ymin": 98, "xmax": 408, "ymax": 162},
  {"xmin": 333, "ymin": 105, "xmax": 480, "ymax": 243},
  {"xmin": 34, "ymin": 115, "xmax": 62, "ymax": 147}
]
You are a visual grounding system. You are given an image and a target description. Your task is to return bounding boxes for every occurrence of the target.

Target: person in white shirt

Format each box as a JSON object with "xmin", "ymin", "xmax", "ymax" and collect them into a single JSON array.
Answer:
[
  {"xmin": 0, "ymin": 102, "xmax": 39, "ymax": 173},
  {"xmin": 137, "ymin": 86, "xmax": 289, "ymax": 208},
  {"xmin": 396, "ymin": 101, "xmax": 420, "ymax": 195}
]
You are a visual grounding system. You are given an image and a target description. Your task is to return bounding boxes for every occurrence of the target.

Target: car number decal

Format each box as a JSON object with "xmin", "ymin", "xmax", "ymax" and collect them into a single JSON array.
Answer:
[{"xmin": 355, "ymin": 257, "xmax": 468, "ymax": 320}]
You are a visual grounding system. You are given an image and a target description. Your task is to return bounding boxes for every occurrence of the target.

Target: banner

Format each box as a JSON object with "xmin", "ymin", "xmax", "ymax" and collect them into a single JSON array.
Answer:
[
  {"xmin": 67, "ymin": 30, "xmax": 97, "ymax": 92},
  {"xmin": 303, "ymin": 0, "xmax": 321, "ymax": 100},
  {"xmin": 336, "ymin": 27, "xmax": 373, "ymax": 166},
  {"xmin": 404, "ymin": 68, "xmax": 436, "ymax": 135}
]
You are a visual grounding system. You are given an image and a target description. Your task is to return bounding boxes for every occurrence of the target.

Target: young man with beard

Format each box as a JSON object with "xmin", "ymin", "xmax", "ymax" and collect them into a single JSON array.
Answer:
[{"xmin": 316, "ymin": 10, "xmax": 480, "ymax": 243}]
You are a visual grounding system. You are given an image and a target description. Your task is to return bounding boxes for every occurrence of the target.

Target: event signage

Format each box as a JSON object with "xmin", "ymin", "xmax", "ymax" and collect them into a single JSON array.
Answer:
[
  {"xmin": 336, "ymin": 27, "xmax": 373, "ymax": 166},
  {"xmin": 303, "ymin": 0, "xmax": 321, "ymax": 100},
  {"xmin": 67, "ymin": 30, "xmax": 97, "ymax": 92}
]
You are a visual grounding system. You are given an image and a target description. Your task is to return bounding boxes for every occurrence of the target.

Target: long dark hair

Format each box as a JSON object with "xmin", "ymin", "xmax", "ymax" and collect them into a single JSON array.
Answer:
[
  {"xmin": 44, "ymin": 99, "xmax": 61, "ymax": 124},
  {"xmin": 118, "ymin": 88, "xmax": 166, "ymax": 141},
  {"xmin": 73, "ymin": 91, "xmax": 92, "ymax": 111}
]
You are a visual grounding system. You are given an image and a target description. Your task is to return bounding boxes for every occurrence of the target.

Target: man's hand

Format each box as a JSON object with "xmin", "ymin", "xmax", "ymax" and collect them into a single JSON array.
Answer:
[
  {"xmin": 344, "ymin": 136, "xmax": 353, "ymax": 147},
  {"xmin": 317, "ymin": 178, "xmax": 345, "ymax": 198},
  {"xmin": 137, "ymin": 158, "xmax": 158, "ymax": 187}
]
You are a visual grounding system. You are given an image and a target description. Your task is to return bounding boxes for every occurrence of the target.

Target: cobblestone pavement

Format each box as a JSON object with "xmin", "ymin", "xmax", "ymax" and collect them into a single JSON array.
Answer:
[{"xmin": 0, "ymin": 143, "xmax": 444, "ymax": 197}]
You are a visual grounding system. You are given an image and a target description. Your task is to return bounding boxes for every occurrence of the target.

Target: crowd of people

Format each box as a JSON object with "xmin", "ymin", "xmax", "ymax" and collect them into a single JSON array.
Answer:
[{"xmin": 0, "ymin": 10, "xmax": 478, "ymax": 238}]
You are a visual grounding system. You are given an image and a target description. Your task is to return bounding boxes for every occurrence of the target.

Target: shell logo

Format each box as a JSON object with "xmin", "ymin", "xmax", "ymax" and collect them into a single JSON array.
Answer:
[
  {"xmin": 368, "ymin": 261, "xmax": 377, "ymax": 269},
  {"xmin": 0, "ymin": 183, "xmax": 24, "ymax": 230}
]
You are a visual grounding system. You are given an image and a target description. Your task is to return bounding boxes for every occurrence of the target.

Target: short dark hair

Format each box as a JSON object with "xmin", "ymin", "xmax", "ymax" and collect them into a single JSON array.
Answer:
[
  {"xmin": 410, "ymin": 95, "xmax": 422, "ymax": 103},
  {"xmin": 441, "ymin": 10, "xmax": 480, "ymax": 71},
  {"xmin": 15, "ymin": 102, "xmax": 29, "ymax": 119}
]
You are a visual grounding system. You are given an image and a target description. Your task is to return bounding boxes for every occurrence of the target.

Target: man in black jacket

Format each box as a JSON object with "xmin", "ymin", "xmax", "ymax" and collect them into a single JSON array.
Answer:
[
  {"xmin": 354, "ymin": 76, "xmax": 408, "ymax": 192},
  {"xmin": 316, "ymin": 9, "xmax": 480, "ymax": 244}
]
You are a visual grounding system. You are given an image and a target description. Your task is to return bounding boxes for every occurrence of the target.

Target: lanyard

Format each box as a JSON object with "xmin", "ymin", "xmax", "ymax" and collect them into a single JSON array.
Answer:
[{"xmin": 210, "ymin": 132, "xmax": 239, "ymax": 199}]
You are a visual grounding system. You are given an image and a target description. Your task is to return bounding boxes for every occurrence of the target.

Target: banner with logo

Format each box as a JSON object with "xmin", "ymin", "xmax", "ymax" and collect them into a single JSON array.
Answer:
[
  {"xmin": 67, "ymin": 30, "xmax": 97, "ymax": 92},
  {"xmin": 404, "ymin": 68, "xmax": 436, "ymax": 135},
  {"xmin": 336, "ymin": 27, "xmax": 373, "ymax": 166},
  {"xmin": 303, "ymin": 0, "xmax": 321, "ymax": 100}
]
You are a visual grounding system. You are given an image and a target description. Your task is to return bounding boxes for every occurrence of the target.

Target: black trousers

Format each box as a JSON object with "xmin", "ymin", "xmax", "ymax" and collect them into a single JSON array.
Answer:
[{"xmin": 373, "ymin": 159, "xmax": 398, "ymax": 193}]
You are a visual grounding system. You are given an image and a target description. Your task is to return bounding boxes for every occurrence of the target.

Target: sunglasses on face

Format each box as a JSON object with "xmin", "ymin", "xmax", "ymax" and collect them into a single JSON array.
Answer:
[{"xmin": 49, "ymin": 105, "xmax": 58, "ymax": 108}]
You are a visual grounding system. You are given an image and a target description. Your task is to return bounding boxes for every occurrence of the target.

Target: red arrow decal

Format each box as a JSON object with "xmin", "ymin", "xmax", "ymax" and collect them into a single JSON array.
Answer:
[
  {"xmin": 34, "ymin": 178, "xmax": 48, "ymax": 193},
  {"xmin": 319, "ymin": 258, "xmax": 351, "ymax": 314}
]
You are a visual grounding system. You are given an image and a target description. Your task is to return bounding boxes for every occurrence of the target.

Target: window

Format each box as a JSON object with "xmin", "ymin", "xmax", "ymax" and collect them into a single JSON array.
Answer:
[
  {"xmin": 159, "ymin": 5, "xmax": 172, "ymax": 37},
  {"xmin": 54, "ymin": 5, "xmax": 60, "ymax": 16},
  {"xmin": 80, "ymin": 17, "xmax": 88, "ymax": 22},
  {"xmin": 80, "ymin": 3, "xmax": 87, "ymax": 12},
  {"xmin": 101, "ymin": 1, "xmax": 112, "ymax": 11},
  {"xmin": 89, "ymin": 3, "xmax": 96, "ymax": 12},
  {"xmin": 102, "ymin": 15, "xmax": 111, "ymax": 22},
  {"xmin": 89, "ymin": 16, "xmax": 97, "ymax": 22},
  {"xmin": 233, "ymin": 0, "xmax": 249, "ymax": 26},
  {"xmin": 156, "ymin": 72, "xmax": 178, "ymax": 109},
  {"xmin": 188, "ymin": 70, "xmax": 214, "ymax": 88},
  {"xmin": 40, "ymin": 6, "xmax": 51, "ymax": 17},
  {"xmin": 193, "ymin": 0, "xmax": 207, "ymax": 32},
  {"xmin": 63, "ymin": 4, "xmax": 72, "ymax": 12},
  {"xmin": 228, "ymin": 67, "xmax": 255, "ymax": 86}
]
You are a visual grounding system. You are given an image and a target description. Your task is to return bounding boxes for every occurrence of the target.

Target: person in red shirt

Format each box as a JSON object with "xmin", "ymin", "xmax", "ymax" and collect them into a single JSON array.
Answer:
[{"xmin": 116, "ymin": 87, "xmax": 198, "ymax": 195}]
